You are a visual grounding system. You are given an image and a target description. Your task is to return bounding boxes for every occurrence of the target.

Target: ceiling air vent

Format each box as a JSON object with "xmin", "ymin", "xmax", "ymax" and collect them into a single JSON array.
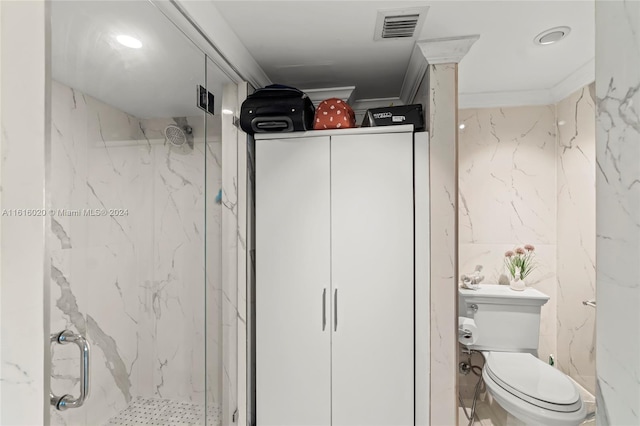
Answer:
[
  {"xmin": 374, "ymin": 7, "xmax": 428, "ymax": 41},
  {"xmin": 382, "ymin": 14, "xmax": 419, "ymax": 38}
]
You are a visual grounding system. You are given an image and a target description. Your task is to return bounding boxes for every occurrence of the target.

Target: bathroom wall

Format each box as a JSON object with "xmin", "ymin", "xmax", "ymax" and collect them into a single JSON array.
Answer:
[
  {"xmin": 458, "ymin": 104, "xmax": 558, "ymax": 362},
  {"xmin": 458, "ymin": 85, "xmax": 597, "ymax": 398},
  {"xmin": 49, "ymin": 80, "xmax": 222, "ymax": 425},
  {"xmin": 556, "ymin": 84, "xmax": 596, "ymax": 395},
  {"xmin": 0, "ymin": 1, "xmax": 49, "ymax": 425},
  {"xmin": 595, "ymin": 1, "xmax": 640, "ymax": 424}
]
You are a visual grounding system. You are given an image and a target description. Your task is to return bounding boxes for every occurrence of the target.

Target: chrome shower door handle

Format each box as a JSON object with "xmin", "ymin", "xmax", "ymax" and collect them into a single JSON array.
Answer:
[
  {"xmin": 322, "ymin": 288, "xmax": 327, "ymax": 331},
  {"xmin": 50, "ymin": 330, "xmax": 90, "ymax": 410}
]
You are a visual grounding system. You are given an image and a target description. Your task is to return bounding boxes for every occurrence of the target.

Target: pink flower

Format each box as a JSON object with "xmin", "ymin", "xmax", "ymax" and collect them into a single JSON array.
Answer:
[{"xmin": 505, "ymin": 243, "xmax": 537, "ymax": 280}]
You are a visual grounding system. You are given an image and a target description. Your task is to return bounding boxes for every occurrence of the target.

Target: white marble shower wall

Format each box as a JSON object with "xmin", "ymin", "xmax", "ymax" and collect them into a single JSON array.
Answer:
[
  {"xmin": 459, "ymin": 88, "xmax": 596, "ymax": 394},
  {"xmin": 49, "ymin": 80, "xmax": 222, "ymax": 425}
]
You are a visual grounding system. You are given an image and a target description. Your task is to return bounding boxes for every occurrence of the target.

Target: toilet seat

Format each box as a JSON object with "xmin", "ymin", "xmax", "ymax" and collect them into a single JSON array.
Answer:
[
  {"xmin": 485, "ymin": 352, "xmax": 581, "ymax": 411},
  {"xmin": 482, "ymin": 352, "xmax": 586, "ymax": 426}
]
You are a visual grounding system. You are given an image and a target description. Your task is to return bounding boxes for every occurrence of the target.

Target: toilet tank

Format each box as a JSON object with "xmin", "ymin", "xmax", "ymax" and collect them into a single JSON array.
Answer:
[{"xmin": 459, "ymin": 284, "xmax": 550, "ymax": 353}]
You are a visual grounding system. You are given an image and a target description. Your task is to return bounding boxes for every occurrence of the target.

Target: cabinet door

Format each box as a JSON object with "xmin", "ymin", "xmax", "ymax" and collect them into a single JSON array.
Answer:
[
  {"xmin": 331, "ymin": 133, "xmax": 414, "ymax": 426},
  {"xmin": 256, "ymin": 136, "xmax": 331, "ymax": 426}
]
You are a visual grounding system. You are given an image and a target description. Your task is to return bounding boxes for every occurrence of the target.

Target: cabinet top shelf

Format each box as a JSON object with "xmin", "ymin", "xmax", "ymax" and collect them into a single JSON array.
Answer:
[{"xmin": 254, "ymin": 124, "xmax": 419, "ymax": 140}]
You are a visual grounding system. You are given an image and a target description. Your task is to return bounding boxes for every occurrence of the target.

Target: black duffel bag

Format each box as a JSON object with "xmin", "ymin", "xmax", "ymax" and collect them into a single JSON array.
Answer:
[{"xmin": 240, "ymin": 84, "xmax": 315, "ymax": 135}]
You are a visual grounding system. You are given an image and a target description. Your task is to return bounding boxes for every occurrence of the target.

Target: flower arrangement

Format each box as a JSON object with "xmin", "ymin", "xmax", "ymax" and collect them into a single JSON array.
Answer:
[{"xmin": 504, "ymin": 244, "xmax": 537, "ymax": 280}]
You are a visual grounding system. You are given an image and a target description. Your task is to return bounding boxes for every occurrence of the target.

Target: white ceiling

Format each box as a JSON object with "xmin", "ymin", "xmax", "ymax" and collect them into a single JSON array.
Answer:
[
  {"xmin": 50, "ymin": 0, "xmax": 595, "ymax": 116},
  {"xmin": 51, "ymin": 1, "xmax": 233, "ymax": 119},
  {"xmin": 213, "ymin": 0, "xmax": 595, "ymax": 105}
]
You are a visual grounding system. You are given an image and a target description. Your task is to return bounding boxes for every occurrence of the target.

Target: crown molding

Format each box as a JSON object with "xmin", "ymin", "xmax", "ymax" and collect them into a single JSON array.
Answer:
[
  {"xmin": 459, "ymin": 57, "xmax": 595, "ymax": 109},
  {"xmin": 400, "ymin": 35, "xmax": 480, "ymax": 104},
  {"xmin": 302, "ymin": 86, "xmax": 356, "ymax": 106},
  {"xmin": 549, "ymin": 57, "xmax": 595, "ymax": 102},
  {"xmin": 459, "ymin": 89, "xmax": 554, "ymax": 109},
  {"xmin": 399, "ymin": 44, "xmax": 430, "ymax": 105},
  {"xmin": 416, "ymin": 35, "xmax": 480, "ymax": 65}
]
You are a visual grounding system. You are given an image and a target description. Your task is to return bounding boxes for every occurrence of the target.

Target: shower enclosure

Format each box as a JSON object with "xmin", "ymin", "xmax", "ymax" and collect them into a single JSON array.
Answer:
[{"xmin": 48, "ymin": 1, "xmax": 236, "ymax": 424}]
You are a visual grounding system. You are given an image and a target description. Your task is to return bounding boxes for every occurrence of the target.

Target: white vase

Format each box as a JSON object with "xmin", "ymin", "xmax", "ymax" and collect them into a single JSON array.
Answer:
[{"xmin": 509, "ymin": 277, "xmax": 526, "ymax": 291}]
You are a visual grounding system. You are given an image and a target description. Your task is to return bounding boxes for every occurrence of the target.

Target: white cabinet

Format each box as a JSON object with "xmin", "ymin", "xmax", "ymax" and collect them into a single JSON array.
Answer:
[{"xmin": 256, "ymin": 128, "xmax": 415, "ymax": 426}]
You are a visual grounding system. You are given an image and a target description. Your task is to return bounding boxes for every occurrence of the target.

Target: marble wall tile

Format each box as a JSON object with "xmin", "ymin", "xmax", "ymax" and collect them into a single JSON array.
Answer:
[
  {"xmin": 595, "ymin": 1, "xmax": 640, "ymax": 424},
  {"xmin": 427, "ymin": 63, "xmax": 459, "ymax": 426},
  {"xmin": 458, "ymin": 105, "xmax": 557, "ymax": 246},
  {"xmin": 50, "ymin": 81, "xmax": 152, "ymax": 425},
  {"xmin": 459, "ymin": 84, "xmax": 601, "ymax": 411},
  {"xmin": 458, "ymin": 104, "xmax": 558, "ymax": 364},
  {"xmin": 49, "ymin": 80, "xmax": 222, "ymax": 425},
  {"xmin": 556, "ymin": 85, "xmax": 596, "ymax": 395},
  {"xmin": 0, "ymin": 2, "xmax": 48, "ymax": 424},
  {"xmin": 458, "ymin": 243, "xmax": 558, "ymax": 361},
  {"xmin": 152, "ymin": 134, "xmax": 207, "ymax": 403}
]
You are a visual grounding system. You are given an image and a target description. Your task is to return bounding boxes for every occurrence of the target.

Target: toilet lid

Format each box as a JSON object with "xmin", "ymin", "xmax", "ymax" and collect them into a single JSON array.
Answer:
[{"xmin": 485, "ymin": 352, "xmax": 582, "ymax": 412}]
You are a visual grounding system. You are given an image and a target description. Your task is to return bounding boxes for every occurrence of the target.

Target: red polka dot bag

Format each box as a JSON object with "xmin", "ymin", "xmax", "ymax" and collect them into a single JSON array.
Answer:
[{"xmin": 313, "ymin": 98, "xmax": 356, "ymax": 130}]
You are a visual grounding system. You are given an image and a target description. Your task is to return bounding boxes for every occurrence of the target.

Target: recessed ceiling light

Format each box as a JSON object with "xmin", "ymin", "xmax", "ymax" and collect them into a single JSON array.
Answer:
[
  {"xmin": 221, "ymin": 109, "xmax": 234, "ymax": 115},
  {"xmin": 558, "ymin": 120, "xmax": 566, "ymax": 126},
  {"xmin": 534, "ymin": 26, "xmax": 571, "ymax": 45},
  {"xmin": 116, "ymin": 35, "xmax": 142, "ymax": 49},
  {"xmin": 459, "ymin": 123, "xmax": 466, "ymax": 130}
]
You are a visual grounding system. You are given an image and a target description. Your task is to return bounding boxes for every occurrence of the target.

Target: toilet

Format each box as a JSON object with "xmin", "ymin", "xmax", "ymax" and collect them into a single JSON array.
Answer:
[{"xmin": 459, "ymin": 284, "xmax": 586, "ymax": 426}]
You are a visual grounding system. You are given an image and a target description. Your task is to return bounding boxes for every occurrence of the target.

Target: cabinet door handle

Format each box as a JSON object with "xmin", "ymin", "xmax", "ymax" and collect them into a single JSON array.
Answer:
[
  {"xmin": 322, "ymin": 288, "xmax": 327, "ymax": 331},
  {"xmin": 334, "ymin": 288, "xmax": 338, "ymax": 331}
]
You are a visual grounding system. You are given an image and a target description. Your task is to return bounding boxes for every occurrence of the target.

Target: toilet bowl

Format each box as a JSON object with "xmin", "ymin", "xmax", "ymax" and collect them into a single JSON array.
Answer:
[
  {"xmin": 458, "ymin": 284, "xmax": 586, "ymax": 425},
  {"xmin": 482, "ymin": 352, "xmax": 586, "ymax": 426}
]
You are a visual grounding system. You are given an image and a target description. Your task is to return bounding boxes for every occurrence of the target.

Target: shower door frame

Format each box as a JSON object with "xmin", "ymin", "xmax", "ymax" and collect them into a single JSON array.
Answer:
[
  {"xmin": 109, "ymin": 2, "xmax": 255, "ymax": 425},
  {"xmin": 41, "ymin": 1, "xmax": 251, "ymax": 424}
]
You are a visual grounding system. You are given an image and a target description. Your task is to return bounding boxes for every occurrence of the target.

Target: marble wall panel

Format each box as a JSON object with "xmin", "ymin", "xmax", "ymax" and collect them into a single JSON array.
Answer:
[
  {"xmin": 458, "ymin": 243, "xmax": 558, "ymax": 361},
  {"xmin": 50, "ymin": 81, "xmax": 151, "ymax": 425},
  {"xmin": 0, "ymin": 2, "xmax": 48, "ymax": 424},
  {"xmin": 151, "ymin": 124, "xmax": 206, "ymax": 403},
  {"xmin": 458, "ymin": 84, "xmax": 599, "ymax": 407},
  {"xmin": 458, "ymin": 104, "xmax": 558, "ymax": 362},
  {"xmin": 595, "ymin": 1, "xmax": 640, "ymax": 424},
  {"xmin": 556, "ymin": 85, "xmax": 596, "ymax": 395},
  {"xmin": 459, "ymin": 105, "xmax": 557, "ymax": 246},
  {"xmin": 49, "ymin": 80, "xmax": 222, "ymax": 425}
]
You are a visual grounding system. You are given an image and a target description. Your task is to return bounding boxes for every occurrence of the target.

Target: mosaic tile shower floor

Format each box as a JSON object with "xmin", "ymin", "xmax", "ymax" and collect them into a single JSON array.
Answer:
[{"xmin": 105, "ymin": 397, "xmax": 221, "ymax": 426}]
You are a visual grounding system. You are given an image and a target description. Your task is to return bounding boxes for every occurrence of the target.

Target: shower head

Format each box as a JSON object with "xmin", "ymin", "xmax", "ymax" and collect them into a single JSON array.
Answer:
[{"xmin": 164, "ymin": 124, "xmax": 187, "ymax": 147}]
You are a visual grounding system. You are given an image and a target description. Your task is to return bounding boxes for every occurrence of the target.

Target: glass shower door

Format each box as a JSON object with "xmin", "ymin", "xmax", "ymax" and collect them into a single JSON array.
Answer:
[{"xmin": 48, "ymin": 2, "xmax": 230, "ymax": 424}]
